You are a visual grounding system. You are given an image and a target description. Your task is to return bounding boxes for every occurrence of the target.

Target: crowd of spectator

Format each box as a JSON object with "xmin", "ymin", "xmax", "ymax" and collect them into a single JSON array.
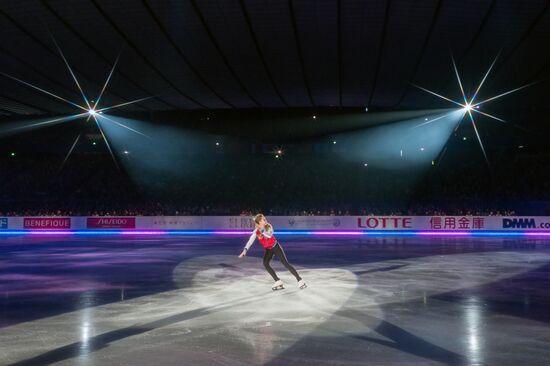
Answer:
[{"xmin": 0, "ymin": 149, "xmax": 548, "ymax": 217}]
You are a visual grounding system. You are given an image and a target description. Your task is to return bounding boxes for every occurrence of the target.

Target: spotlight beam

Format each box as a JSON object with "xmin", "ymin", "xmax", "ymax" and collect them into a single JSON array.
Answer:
[
  {"xmin": 452, "ymin": 56, "xmax": 468, "ymax": 106},
  {"xmin": 97, "ymin": 96, "xmax": 156, "ymax": 113},
  {"xmin": 49, "ymin": 32, "xmax": 91, "ymax": 110},
  {"xmin": 470, "ymin": 52, "xmax": 500, "ymax": 105},
  {"xmin": 467, "ymin": 110, "xmax": 489, "ymax": 166},
  {"xmin": 471, "ymin": 108, "xmax": 506, "ymax": 123},
  {"xmin": 472, "ymin": 81, "xmax": 539, "ymax": 108},
  {"xmin": 472, "ymin": 108, "xmax": 529, "ymax": 132},
  {"xmin": 454, "ymin": 109, "xmax": 468, "ymax": 132},
  {"xmin": 59, "ymin": 133, "xmax": 81, "ymax": 173},
  {"xmin": 93, "ymin": 116, "xmax": 119, "ymax": 170},
  {"xmin": 97, "ymin": 114, "xmax": 151, "ymax": 139},
  {"xmin": 93, "ymin": 47, "xmax": 123, "ymax": 110},
  {"xmin": 411, "ymin": 111, "xmax": 457, "ymax": 129},
  {"xmin": 0, "ymin": 72, "xmax": 88, "ymax": 112},
  {"xmin": 412, "ymin": 84, "xmax": 464, "ymax": 108},
  {"xmin": 1, "ymin": 113, "xmax": 88, "ymax": 134}
]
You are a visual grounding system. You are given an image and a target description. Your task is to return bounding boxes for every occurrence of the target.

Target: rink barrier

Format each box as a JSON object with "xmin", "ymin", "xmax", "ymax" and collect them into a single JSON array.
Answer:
[
  {"xmin": 0, "ymin": 216, "xmax": 550, "ymax": 234},
  {"xmin": 0, "ymin": 230, "xmax": 549, "ymax": 236}
]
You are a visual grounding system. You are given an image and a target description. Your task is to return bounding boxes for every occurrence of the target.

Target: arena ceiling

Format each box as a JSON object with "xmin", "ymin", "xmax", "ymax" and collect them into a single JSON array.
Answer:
[{"xmin": 0, "ymin": 0, "xmax": 549, "ymax": 117}]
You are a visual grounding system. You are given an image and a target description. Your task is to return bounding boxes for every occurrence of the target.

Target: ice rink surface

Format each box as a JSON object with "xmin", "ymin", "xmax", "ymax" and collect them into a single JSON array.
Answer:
[{"xmin": 1, "ymin": 234, "xmax": 550, "ymax": 365}]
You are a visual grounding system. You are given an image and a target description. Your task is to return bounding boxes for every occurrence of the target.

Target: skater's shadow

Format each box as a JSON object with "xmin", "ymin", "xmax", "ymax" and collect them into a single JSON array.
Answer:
[
  {"xmin": 348, "ymin": 312, "xmax": 466, "ymax": 365},
  {"xmin": 6, "ymin": 292, "xmax": 267, "ymax": 366},
  {"xmin": 265, "ymin": 309, "xmax": 466, "ymax": 366}
]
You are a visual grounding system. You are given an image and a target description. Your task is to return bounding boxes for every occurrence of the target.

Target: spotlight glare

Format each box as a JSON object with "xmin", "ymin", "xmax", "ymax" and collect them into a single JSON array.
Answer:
[
  {"xmin": 413, "ymin": 53, "xmax": 536, "ymax": 167},
  {"xmin": 0, "ymin": 34, "xmax": 152, "ymax": 171}
]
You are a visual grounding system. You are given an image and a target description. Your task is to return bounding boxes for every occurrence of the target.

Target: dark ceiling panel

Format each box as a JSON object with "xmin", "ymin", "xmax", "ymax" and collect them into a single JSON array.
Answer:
[
  {"xmin": 340, "ymin": 0, "xmax": 387, "ymax": 107},
  {"xmin": 489, "ymin": 4, "xmax": 550, "ymax": 112},
  {"xmin": 195, "ymin": 0, "xmax": 286, "ymax": 107},
  {"xmin": 292, "ymin": 0, "xmax": 339, "ymax": 106},
  {"xmin": 94, "ymin": 0, "xmax": 226, "ymax": 108},
  {"xmin": 0, "ymin": 95, "xmax": 47, "ymax": 115},
  {"xmin": 0, "ymin": 0, "xmax": 547, "ymax": 116},
  {"xmin": 370, "ymin": 0, "xmax": 441, "ymax": 107},
  {"xmin": 456, "ymin": 0, "xmax": 548, "ymax": 100},
  {"xmin": 145, "ymin": 0, "xmax": 258, "ymax": 108},
  {"xmin": 244, "ymin": 0, "xmax": 311, "ymax": 107}
]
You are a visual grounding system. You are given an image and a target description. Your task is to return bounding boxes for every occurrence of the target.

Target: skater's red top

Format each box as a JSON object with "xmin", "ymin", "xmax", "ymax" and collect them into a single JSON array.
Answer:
[
  {"xmin": 255, "ymin": 228, "xmax": 276, "ymax": 249},
  {"xmin": 244, "ymin": 226, "xmax": 276, "ymax": 250}
]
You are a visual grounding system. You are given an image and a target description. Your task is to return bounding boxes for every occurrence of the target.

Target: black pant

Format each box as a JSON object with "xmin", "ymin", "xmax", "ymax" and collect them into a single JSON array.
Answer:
[{"xmin": 263, "ymin": 242, "xmax": 301, "ymax": 282}]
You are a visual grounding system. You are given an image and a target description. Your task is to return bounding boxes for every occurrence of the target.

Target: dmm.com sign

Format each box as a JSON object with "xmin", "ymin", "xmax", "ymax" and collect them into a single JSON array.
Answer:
[
  {"xmin": 502, "ymin": 218, "xmax": 550, "ymax": 230},
  {"xmin": 24, "ymin": 217, "xmax": 71, "ymax": 229},
  {"xmin": 357, "ymin": 217, "xmax": 412, "ymax": 230},
  {"xmin": 87, "ymin": 217, "xmax": 136, "ymax": 229}
]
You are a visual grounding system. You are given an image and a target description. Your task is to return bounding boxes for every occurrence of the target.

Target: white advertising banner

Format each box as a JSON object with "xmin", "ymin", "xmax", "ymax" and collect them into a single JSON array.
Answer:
[
  {"xmin": 137, "ymin": 216, "xmax": 203, "ymax": 230},
  {"xmin": 0, "ymin": 216, "xmax": 549, "ymax": 231}
]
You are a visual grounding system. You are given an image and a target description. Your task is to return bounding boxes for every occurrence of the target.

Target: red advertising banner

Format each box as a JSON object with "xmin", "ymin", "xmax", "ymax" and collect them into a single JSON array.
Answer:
[
  {"xmin": 24, "ymin": 217, "xmax": 71, "ymax": 229},
  {"xmin": 87, "ymin": 217, "xmax": 136, "ymax": 229}
]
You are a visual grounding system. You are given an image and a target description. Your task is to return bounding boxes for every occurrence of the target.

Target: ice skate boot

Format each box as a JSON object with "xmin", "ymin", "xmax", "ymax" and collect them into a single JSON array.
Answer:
[{"xmin": 272, "ymin": 280, "xmax": 284, "ymax": 291}]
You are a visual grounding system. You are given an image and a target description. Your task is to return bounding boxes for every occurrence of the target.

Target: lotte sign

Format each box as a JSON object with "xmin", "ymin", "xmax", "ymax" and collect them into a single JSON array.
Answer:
[{"xmin": 357, "ymin": 217, "xmax": 412, "ymax": 230}]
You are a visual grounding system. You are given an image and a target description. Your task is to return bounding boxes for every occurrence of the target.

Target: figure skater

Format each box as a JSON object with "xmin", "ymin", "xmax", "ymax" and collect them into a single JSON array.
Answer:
[{"xmin": 238, "ymin": 214, "xmax": 306, "ymax": 290}]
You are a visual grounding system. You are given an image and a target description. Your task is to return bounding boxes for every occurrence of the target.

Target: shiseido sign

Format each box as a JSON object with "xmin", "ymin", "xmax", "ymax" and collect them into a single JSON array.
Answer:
[{"xmin": 87, "ymin": 217, "xmax": 136, "ymax": 229}]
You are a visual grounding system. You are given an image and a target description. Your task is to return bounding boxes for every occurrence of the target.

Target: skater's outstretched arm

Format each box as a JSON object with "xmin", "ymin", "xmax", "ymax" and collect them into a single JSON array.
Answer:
[{"xmin": 239, "ymin": 230, "xmax": 256, "ymax": 258}]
